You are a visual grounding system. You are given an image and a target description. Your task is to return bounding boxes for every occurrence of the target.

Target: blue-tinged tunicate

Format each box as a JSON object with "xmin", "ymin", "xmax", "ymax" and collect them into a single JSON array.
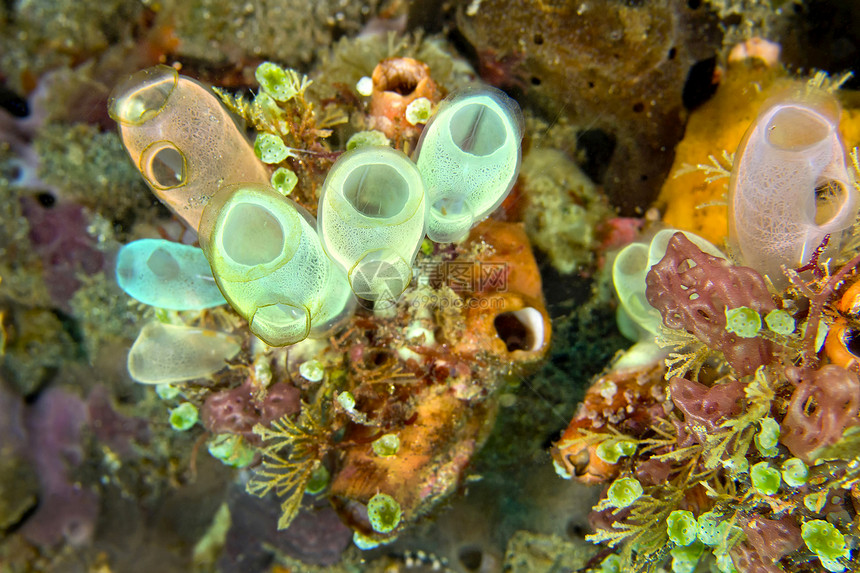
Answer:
[
  {"xmin": 108, "ymin": 65, "xmax": 269, "ymax": 232},
  {"xmin": 198, "ymin": 183, "xmax": 355, "ymax": 346},
  {"xmin": 127, "ymin": 322, "xmax": 240, "ymax": 384},
  {"xmin": 318, "ymin": 146, "xmax": 426, "ymax": 301},
  {"xmin": 116, "ymin": 238, "xmax": 226, "ymax": 310},
  {"xmin": 415, "ymin": 86, "xmax": 523, "ymax": 242}
]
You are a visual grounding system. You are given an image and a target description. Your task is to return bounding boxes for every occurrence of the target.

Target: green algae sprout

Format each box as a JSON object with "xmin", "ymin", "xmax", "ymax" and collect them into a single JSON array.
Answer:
[
  {"xmin": 299, "ymin": 359, "xmax": 324, "ymax": 382},
  {"xmin": 270, "ymin": 167, "xmax": 297, "ymax": 196},
  {"xmin": 670, "ymin": 540, "xmax": 705, "ymax": 573},
  {"xmin": 801, "ymin": 519, "xmax": 849, "ymax": 572},
  {"xmin": 606, "ymin": 476, "xmax": 643, "ymax": 508},
  {"xmin": 754, "ymin": 417, "xmax": 780, "ymax": 457},
  {"xmin": 255, "ymin": 61, "xmax": 308, "ymax": 102},
  {"xmin": 750, "ymin": 461, "xmax": 781, "ymax": 495},
  {"xmin": 372, "ymin": 433, "xmax": 400, "ymax": 457},
  {"xmin": 696, "ymin": 511, "xmax": 729, "ymax": 546},
  {"xmin": 405, "ymin": 97, "xmax": 433, "ymax": 125},
  {"xmin": 207, "ymin": 434, "xmax": 255, "ymax": 468},
  {"xmin": 337, "ymin": 391, "xmax": 356, "ymax": 411},
  {"xmin": 155, "ymin": 383, "xmax": 181, "ymax": 401},
  {"xmin": 367, "ymin": 493, "xmax": 402, "ymax": 534},
  {"xmin": 666, "ymin": 510, "xmax": 697, "ymax": 546},
  {"xmin": 764, "ymin": 308, "xmax": 795, "ymax": 334},
  {"xmin": 346, "ymin": 130, "xmax": 390, "ymax": 151},
  {"xmin": 254, "ymin": 132, "xmax": 292, "ymax": 164},
  {"xmin": 305, "ymin": 464, "xmax": 330, "ymax": 494},
  {"xmin": 595, "ymin": 439, "xmax": 636, "ymax": 464},
  {"xmin": 724, "ymin": 306, "xmax": 761, "ymax": 338},
  {"xmin": 169, "ymin": 402, "xmax": 198, "ymax": 431},
  {"xmin": 781, "ymin": 457, "xmax": 809, "ymax": 486}
]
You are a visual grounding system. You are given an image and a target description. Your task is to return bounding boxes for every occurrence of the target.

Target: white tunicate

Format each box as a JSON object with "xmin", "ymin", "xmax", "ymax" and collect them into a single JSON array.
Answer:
[
  {"xmin": 729, "ymin": 89, "xmax": 857, "ymax": 288},
  {"xmin": 127, "ymin": 322, "xmax": 240, "ymax": 384}
]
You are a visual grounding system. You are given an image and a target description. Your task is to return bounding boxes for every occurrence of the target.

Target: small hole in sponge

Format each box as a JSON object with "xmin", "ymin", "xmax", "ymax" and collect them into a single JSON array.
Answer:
[
  {"xmin": 458, "ymin": 546, "xmax": 483, "ymax": 571},
  {"xmin": 493, "ymin": 308, "xmax": 544, "ymax": 352}
]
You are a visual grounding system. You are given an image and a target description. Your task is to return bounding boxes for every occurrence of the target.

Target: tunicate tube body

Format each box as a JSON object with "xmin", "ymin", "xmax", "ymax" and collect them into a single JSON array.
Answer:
[
  {"xmin": 318, "ymin": 146, "xmax": 425, "ymax": 301},
  {"xmin": 415, "ymin": 86, "xmax": 523, "ymax": 243},
  {"xmin": 116, "ymin": 238, "xmax": 226, "ymax": 310},
  {"xmin": 728, "ymin": 90, "xmax": 857, "ymax": 288},
  {"xmin": 108, "ymin": 65, "xmax": 270, "ymax": 232},
  {"xmin": 198, "ymin": 183, "xmax": 355, "ymax": 347}
]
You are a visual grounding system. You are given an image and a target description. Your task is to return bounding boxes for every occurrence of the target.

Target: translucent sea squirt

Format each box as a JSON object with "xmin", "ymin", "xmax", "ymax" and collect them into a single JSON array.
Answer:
[{"xmin": 728, "ymin": 88, "xmax": 857, "ymax": 288}]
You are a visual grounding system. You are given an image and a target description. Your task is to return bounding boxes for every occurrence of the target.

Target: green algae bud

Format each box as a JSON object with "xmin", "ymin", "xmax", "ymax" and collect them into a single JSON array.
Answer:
[
  {"xmin": 305, "ymin": 464, "xmax": 330, "ymax": 494},
  {"xmin": 750, "ymin": 461, "xmax": 781, "ymax": 495},
  {"xmin": 670, "ymin": 540, "xmax": 705, "ymax": 573},
  {"xmin": 597, "ymin": 554, "xmax": 622, "ymax": 573},
  {"xmin": 805, "ymin": 490, "xmax": 828, "ymax": 513},
  {"xmin": 420, "ymin": 238, "xmax": 434, "ymax": 256},
  {"xmin": 367, "ymin": 493, "xmax": 401, "ymax": 534},
  {"xmin": 666, "ymin": 510, "xmax": 697, "ymax": 546},
  {"xmin": 725, "ymin": 306, "xmax": 761, "ymax": 338},
  {"xmin": 765, "ymin": 309, "xmax": 795, "ymax": 334},
  {"xmin": 254, "ymin": 132, "xmax": 291, "ymax": 164},
  {"xmin": 697, "ymin": 511, "xmax": 729, "ymax": 546},
  {"xmin": 169, "ymin": 402, "xmax": 198, "ymax": 431},
  {"xmin": 271, "ymin": 167, "xmax": 297, "ymax": 196},
  {"xmin": 782, "ymin": 457, "xmax": 809, "ymax": 486},
  {"xmin": 754, "ymin": 417, "xmax": 780, "ymax": 457},
  {"xmin": 255, "ymin": 62, "xmax": 297, "ymax": 102},
  {"xmin": 207, "ymin": 434, "xmax": 255, "ymax": 468},
  {"xmin": 337, "ymin": 391, "xmax": 356, "ymax": 411},
  {"xmin": 606, "ymin": 477, "xmax": 643, "ymax": 508},
  {"xmin": 595, "ymin": 439, "xmax": 636, "ymax": 464},
  {"xmin": 346, "ymin": 130, "xmax": 391, "ymax": 151},
  {"xmin": 372, "ymin": 433, "xmax": 400, "ymax": 457},
  {"xmin": 802, "ymin": 519, "xmax": 848, "ymax": 571},
  {"xmin": 405, "ymin": 97, "xmax": 433, "ymax": 125},
  {"xmin": 299, "ymin": 359, "xmax": 324, "ymax": 382},
  {"xmin": 155, "ymin": 383, "xmax": 181, "ymax": 401}
]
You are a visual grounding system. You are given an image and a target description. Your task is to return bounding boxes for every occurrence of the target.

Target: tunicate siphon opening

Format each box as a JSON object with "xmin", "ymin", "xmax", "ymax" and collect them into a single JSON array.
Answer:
[
  {"xmin": 766, "ymin": 106, "xmax": 830, "ymax": 151},
  {"xmin": 494, "ymin": 307, "xmax": 544, "ymax": 352},
  {"xmin": 814, "ymin": 177, "xmax": 848, "ymax": 225},
  {"xmin": 141, "ymin": 142, "xmax": 186, "ymax": 189},
  {"xmin": 108, "ymin": 65, "xmax": 177, "ymax": 125},
  {"xmin": 451, "ymin": 103, "xmax": 505, "ymax": 156},
  {"xmin": 343, "ymin": 164, "xmax": 408, "ymax": 218},
  {"xmin": 429, "ymin": 195, "xmax": 473, "ymax": 241},
  {"xmin": 146, "ymin": 248, "xmax": 180, "ymax": 280},
  {"xmin": 251, "ymin": 302, "xmax": 310, "ymax": 345},
  {"xmin": 222, "ymin": 203, "xmax": 284, "ymax": 266}
]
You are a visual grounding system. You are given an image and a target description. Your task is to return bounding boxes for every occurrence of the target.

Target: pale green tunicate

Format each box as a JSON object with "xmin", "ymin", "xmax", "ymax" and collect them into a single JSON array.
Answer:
[
  {"xmin": 127, "ymin": 322, "xmax": 240, "ymax": 384},
  {"xmin": 415, "ymin": 86, "xmax": 523, "ymax": 243},
  {"xmin": 613, "ymin": 229, "xmax": 726, "ymax": 339},
  {"xmin": 116, "ymin": 238, "xmax": 226, "ymax": 310},
  {"xmin": 198, "ymin": 183, "xmax": 355, "ymax": 347},
  {"xmin": 318, "ymin": 146, "xmax": 426, "ymax": 301}
]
